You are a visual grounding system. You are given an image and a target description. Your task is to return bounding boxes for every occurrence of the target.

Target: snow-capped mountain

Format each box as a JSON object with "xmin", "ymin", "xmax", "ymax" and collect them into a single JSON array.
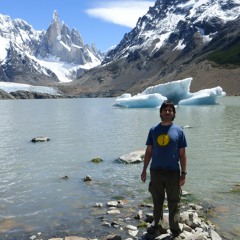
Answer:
[
  {"xmin": 0, "ymin": 11, "xmax": 103, "ymax": 85},
  {"xmin": 103, "ymin": 0, "xmax": 240, "ymax": 63},
  {"xmin": 1, "ymin": 0, "xmax": 240, "ymax": 99},
  {"xmin": 65, "ymin": 0, "xmax": 240, "ymax": 97}
]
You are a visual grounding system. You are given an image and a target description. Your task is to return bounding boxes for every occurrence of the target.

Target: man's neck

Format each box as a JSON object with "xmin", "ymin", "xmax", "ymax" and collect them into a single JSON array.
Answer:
[{"xmin": 161, "ymin": 121, "xmax": 173, "ymax": 126}]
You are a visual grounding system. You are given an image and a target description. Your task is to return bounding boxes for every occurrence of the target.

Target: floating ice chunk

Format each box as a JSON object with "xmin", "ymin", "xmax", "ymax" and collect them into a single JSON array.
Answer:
[
  {"xmin": 114, "ymin": 78, "xmax": 226, "ymax": 108},
  {"xmin": 179, "ymin": 86, "xmax": 226, "ymax": 105},
  {"xmin": 114, "ymin": 93, "xmax": 167, "ymax": 108},
  {"xmin": 142, "ymin": 78, "xmax": 192, "ymax": 104}
]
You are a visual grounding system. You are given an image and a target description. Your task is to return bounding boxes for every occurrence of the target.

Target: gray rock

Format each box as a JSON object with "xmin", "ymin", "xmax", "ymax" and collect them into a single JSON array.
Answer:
[
  {"xmin": 31, "ymin": 136, "xmax": 50, "ymax": 142},
  {"xmin": 118, "ymin": 150, "xmax": 145, "ymax": 164},
  {"xmin": 210, "ymin": 229, "xmax": 222, "ymax": 240},
  {"xmin": 135, "ymin": 210, "xmax": 143, "ymax": 220},
  {"xmin": 83, "ymin": 175, "xmax": 92, "ymax": 181},
  {"xmin": 103, "ymin": 235, "xmax": 122, "ymax": 240},
  {"xmin": 95, "ymin": 202, "xmax": 104, "ymax": 208},
  {"xmin": 107, "ymin": 209, "xmax": 121, "ymax": 215},
  {"xmin": 0, "ymin": 89, "xmax": 15, "ymax": 99},
  {"xmin": 107, "ymin": 201, "xmax": 119, "ymax": 207}
]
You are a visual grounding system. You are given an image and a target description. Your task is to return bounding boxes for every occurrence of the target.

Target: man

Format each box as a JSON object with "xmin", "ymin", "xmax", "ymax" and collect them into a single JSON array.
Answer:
[{"xmin": 141, "ymin": 101, "xmax": 187, "ymax": 238}]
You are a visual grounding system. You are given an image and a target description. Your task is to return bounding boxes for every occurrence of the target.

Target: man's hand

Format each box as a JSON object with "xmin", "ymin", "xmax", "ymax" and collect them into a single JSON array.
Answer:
[
  {"xmin": 141, "ymin": 171, "xmax": 147, "ymax": 182},
  {"xmin": 179, "ymin": 175, "xmax": 186, "ymax": 186}
]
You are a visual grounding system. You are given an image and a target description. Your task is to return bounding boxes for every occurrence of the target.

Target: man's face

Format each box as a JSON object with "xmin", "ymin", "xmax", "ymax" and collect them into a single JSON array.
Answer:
[{"xmin": 160, "ymin": 106, "xmax": 175, "ymax": 121}]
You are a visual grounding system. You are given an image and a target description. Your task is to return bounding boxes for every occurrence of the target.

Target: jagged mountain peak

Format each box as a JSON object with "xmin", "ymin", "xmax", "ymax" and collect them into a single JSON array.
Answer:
[
  {"xmin": 52, "ymin": 10, "xmax": 60, "ymax": 23},
  {"xmin": 0, "ymin": 11, "xmax": 103, "ymax": 84},
  {"xmin": 38, "ymin": 10, "xmax": 103, "ymax": 66},
  {"xmin": 0, "ymin": 14, "xmax": 39, "ymax": 39}
]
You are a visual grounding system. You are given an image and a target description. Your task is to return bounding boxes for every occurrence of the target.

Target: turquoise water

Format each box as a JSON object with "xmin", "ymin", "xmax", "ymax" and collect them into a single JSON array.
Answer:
[{"xmin": 0, "ymin": 97, "xmax": 239, "ymax": 239}]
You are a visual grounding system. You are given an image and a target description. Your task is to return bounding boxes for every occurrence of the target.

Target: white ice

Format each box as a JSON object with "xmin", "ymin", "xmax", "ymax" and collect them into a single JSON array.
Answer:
[
  {"xmin": 0, "ymin": 82, "xmax": 59, "ymax": 95},
  {"xmin": 114, "ymin": 93, "xmax": 167, "ymax": 108},
  {"xmin": 113, "ymin": 77, "xmax": 226, "ymax": 108}
]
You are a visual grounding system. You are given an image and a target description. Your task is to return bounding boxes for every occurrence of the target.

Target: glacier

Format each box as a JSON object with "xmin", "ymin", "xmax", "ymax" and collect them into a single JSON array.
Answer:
[
  {"xmin": 0, "ymin": 82, "xmax": 59, "ymax": 95},
  {"xmin": 113, "ymin": 78, "xmax": 226, "ymax": 108}
]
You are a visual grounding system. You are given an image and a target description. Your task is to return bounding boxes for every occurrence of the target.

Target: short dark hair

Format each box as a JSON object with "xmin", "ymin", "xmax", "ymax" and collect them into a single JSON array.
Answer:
[{"xmin": 160, "ymin": 101, "xmax": 176, "ymax": 120}]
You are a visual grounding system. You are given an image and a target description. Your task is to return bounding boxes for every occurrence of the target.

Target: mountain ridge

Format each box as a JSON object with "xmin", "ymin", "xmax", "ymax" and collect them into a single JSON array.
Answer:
[{"xmin": 59, "ymin": 0, "xmax": 240, "ymax": 97}]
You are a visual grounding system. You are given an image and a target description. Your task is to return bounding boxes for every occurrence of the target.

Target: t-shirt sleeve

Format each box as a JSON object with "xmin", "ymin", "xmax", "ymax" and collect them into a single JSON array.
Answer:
[
  {"xmin": 179, "ymin": 130, "xmax": 187, "ymax": 148},
  {"xmin": 146, "ymin": 128, "xmax": 153, "ymax": 146}
]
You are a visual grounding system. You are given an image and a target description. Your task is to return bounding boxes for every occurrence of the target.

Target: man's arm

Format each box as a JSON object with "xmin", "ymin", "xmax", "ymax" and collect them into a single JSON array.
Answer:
[
  {"xmin": 141, "ymin": 145, "xmax": 152, "ymax": 182},
  {"xmin": 179, "ymin": 147, "xmax": 187, "ymax": 186}
]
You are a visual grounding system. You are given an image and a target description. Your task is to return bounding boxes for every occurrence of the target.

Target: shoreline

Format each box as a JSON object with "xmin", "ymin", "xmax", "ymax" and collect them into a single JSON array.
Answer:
[{"xmin": 2, "ymin": 196, "xmax": 224, "ymax": 240}]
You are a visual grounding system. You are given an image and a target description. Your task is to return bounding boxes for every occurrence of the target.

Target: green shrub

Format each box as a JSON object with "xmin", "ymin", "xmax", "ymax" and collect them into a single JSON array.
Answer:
[{"xmin": 207, "ymin": 43, "xmax": 240, "ymax": 65}]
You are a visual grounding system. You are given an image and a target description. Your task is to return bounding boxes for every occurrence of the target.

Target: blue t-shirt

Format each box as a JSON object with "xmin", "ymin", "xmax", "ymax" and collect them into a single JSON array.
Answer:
[{"xmin": 146, "ymin": 123, "xmax": 187, "ymax": 171}]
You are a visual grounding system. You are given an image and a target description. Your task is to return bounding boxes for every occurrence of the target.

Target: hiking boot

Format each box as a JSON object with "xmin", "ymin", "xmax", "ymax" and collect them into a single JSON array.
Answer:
[
  {"xmin": 147, "ymin": 225, "xmax": 167, "ymax": 235},
  {"xmin": 171, "ymin": 230, "xmax": 182, "ymax": 239}
]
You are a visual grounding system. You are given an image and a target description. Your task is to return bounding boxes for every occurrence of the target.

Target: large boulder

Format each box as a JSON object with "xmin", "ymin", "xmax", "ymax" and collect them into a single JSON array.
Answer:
[{"xmin": 117, "ymin": 150, "xmax": 145, "ymax": 164}]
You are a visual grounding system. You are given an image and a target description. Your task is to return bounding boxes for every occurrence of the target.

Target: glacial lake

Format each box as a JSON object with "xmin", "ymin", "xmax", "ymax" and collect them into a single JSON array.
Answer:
[{"xmin": 0, "ymin": 97, "xmax": 239, "ymax": 239}]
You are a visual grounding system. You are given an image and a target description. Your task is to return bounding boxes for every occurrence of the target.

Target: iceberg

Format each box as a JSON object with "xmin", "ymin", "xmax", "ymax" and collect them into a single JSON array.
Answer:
[
  {"xmin": 114, "ymin": 93, "xmax": 167, "ymax": 108},
  {"xmin": 178, "ymin": 86, "xmax": 225, "ymax": 105},
  {"xmin": 142, "ymin": 78, "xmax": 191, "ymax": 104},
  {"xmin": 114, "ymin": 78, "xmax": 226, "ymax": 108}
]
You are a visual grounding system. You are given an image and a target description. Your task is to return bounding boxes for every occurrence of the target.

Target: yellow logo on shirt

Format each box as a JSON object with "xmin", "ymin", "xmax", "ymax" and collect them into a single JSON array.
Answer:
[{"xmin": 157, "ymin": 134, "xmax": 170, "ymax": 146}]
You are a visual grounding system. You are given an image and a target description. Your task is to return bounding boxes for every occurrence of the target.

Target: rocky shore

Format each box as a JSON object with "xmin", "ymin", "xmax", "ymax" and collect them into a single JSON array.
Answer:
[
  {"xmin": 26, "ymin": 195, "xmax": 222, "ymax": 240},
  {"xmin": 0, "ymin": 89, "xmax": 115, "ymax": 100},
  {"xmin": 3, "ymin": 152, "xmax": 224, "ymax": 240}
]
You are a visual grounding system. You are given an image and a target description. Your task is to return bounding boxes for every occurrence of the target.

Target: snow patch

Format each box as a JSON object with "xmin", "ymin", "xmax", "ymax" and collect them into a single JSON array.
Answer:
[{"xmin": 0, "ymin": 36, "xmax": 9, "ymax": 61}]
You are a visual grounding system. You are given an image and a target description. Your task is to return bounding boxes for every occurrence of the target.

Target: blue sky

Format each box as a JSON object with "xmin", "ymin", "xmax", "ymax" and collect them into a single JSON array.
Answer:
[{"xmin": 0, "ymin": 0, "xmax": 155, "ymax": 52}]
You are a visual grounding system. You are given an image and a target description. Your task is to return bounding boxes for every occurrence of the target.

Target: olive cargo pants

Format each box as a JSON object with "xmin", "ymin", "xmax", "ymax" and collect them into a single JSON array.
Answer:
[{"xmin": 149, "ymin": 169, "xmax": 181, "ymax": 233}]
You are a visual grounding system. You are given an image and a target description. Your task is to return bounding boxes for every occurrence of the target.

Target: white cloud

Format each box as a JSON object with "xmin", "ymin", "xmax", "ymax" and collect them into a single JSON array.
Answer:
[{"xmin": 85, "ymin": 0, "xmax": 155, "ymax": 28}]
